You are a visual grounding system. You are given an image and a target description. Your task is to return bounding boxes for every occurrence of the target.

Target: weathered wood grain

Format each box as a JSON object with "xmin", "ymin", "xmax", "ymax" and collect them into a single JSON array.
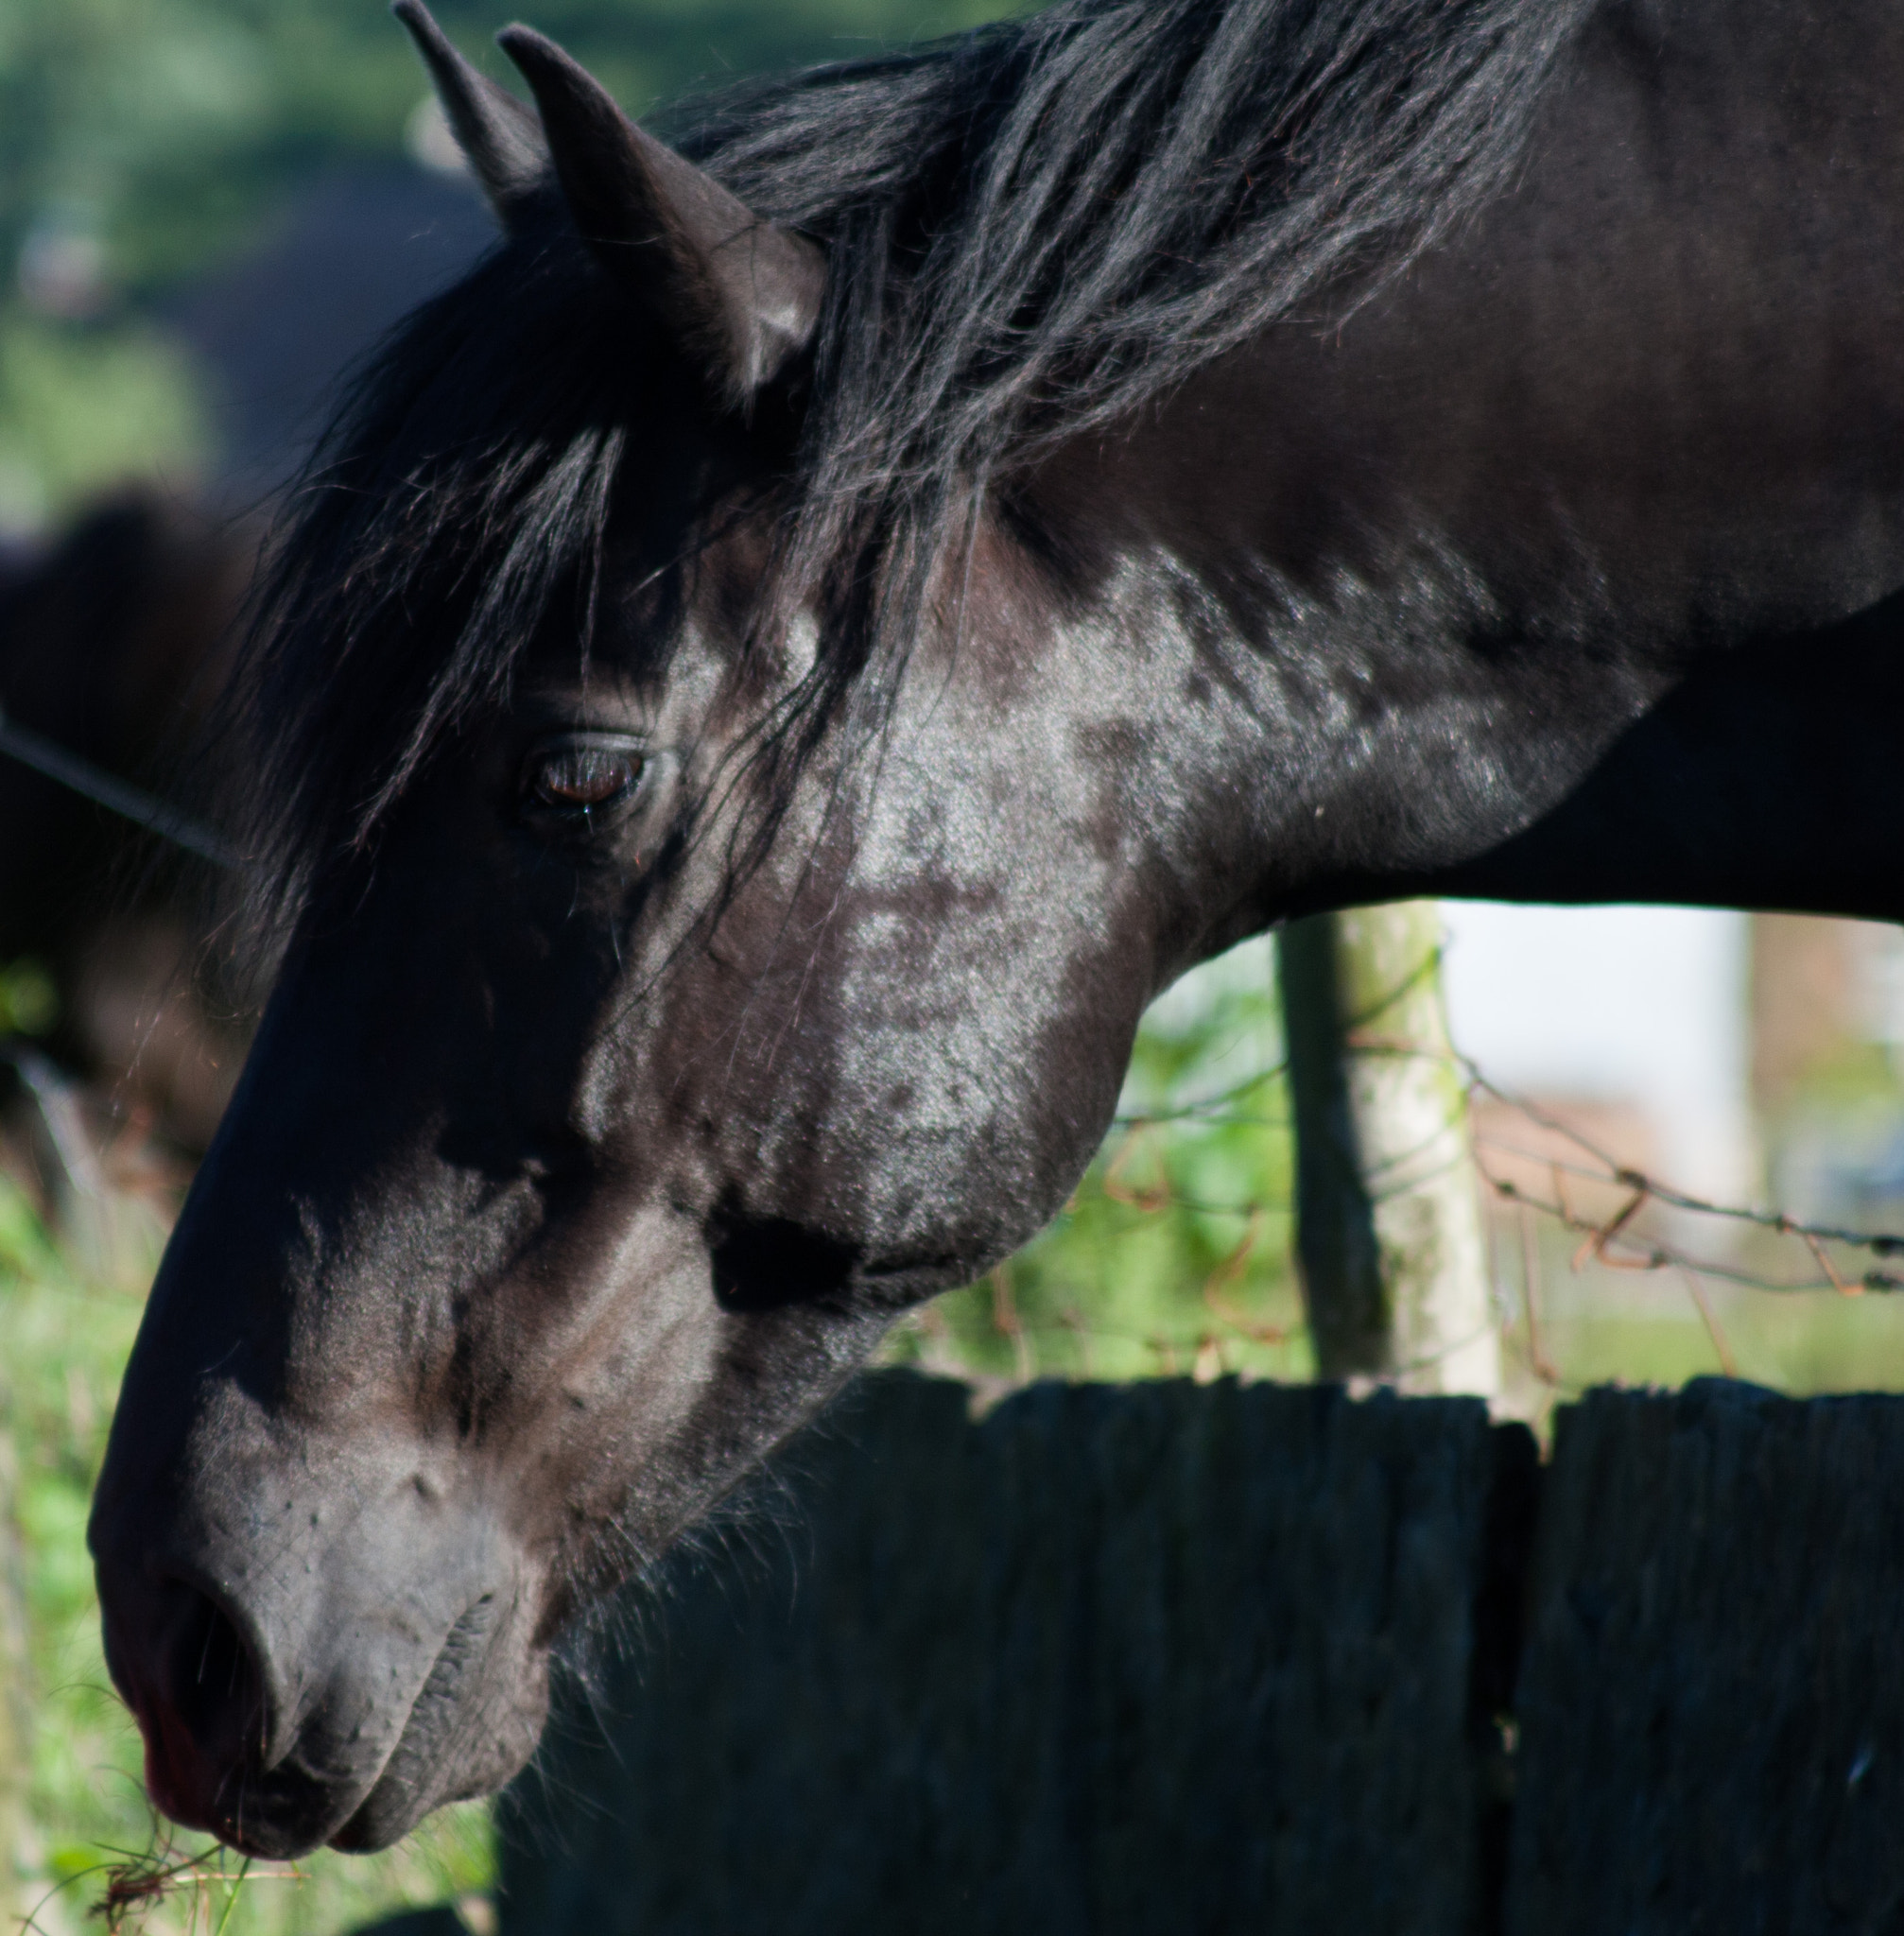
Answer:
[
  {"xmin": 1505, "ymin": 1378, "xmax": 1904, "ymax": 1934},
  {"xmin": 499, "ymin": 1372, "xmax": 1526, "ymax": 1936}
]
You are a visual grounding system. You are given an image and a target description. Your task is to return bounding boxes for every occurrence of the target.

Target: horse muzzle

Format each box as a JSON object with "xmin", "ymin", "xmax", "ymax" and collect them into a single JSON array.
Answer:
[{"xmin": 91, "ymin": 1459, "xmax": 548, "ymax": 1857}]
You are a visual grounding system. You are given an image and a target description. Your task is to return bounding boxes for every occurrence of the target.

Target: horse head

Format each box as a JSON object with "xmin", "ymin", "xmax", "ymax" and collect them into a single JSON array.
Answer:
[{"xmin": 87, "ymin": 9, "xmax": 1245, "ymax": 1855}]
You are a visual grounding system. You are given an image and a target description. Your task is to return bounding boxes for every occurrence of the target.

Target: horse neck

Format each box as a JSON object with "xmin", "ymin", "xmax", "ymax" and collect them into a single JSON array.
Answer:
[{"xmin": 1016, "ymin": 0, "xmax": 1904, "ymax": 936}]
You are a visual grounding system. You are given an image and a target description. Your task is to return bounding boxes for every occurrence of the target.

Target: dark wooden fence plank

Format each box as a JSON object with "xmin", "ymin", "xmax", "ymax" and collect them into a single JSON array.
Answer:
[
  {"xmin": 499, "ymin": 1372, "xmax": 1519, "ymax": 1936},
  {"xmin": 1504, "ymin": 1379, "xmax": 1904, "ymax": 1935}
]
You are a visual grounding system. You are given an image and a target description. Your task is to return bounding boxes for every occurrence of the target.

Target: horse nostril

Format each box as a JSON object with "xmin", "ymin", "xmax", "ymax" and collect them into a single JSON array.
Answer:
[
  {"xmin": 171, "ymin": 1587, "xmax": 261, "ymax": 1748},
  {"xmin": 136, "ymin": 1579, "xmax": 269, "ymax": 1833}
]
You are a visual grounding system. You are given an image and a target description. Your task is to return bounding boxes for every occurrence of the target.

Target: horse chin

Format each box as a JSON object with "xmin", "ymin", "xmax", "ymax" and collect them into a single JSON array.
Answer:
[
  {"xmin": 326, "ymin": 1755, "xmax": 528, "ymax": 1857},
  {"xmin": 326, "ymin": 1648, "xmax": 551, "ymax": 1854}
]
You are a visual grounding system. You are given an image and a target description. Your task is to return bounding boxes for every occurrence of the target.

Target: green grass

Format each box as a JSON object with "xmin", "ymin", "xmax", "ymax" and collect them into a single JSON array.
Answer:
[
  {"xmin": 0, "ymin": 1179, "xmax": 493, "ymax": 1936},
  {"xmin": 1520, "ymin": 1280, "xmax": 1904, "ymax": 1399}
]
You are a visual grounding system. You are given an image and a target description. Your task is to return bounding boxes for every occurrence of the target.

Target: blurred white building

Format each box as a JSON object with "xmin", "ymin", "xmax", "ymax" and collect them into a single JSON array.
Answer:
[{"xmin": 1438, "ymin": 902, "xmax": 1755, "ymax": 1206}]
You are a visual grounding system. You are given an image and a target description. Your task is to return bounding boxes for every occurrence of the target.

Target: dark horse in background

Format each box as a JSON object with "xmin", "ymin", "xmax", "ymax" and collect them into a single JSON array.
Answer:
[
  {"xmin": 0, "ymin": 494, "xmax": 250, "ymax": 1150},
  {"xmin": 0, "ymin": 170, "xmax": 493, "ymax": 1160},
  {"xmin": 88, "ymin": 0, "xmax": 1904, "ymax": 1858}
]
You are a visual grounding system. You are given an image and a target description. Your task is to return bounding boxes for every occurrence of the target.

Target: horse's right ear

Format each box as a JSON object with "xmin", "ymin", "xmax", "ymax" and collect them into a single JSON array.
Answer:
[{"xmin": 393, "ymin": 1, "xmax": 547, "ymax": 233}]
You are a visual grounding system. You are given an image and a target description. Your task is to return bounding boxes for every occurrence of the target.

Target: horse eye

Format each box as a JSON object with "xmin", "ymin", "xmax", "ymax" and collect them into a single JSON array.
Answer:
[{"xmin": 524, "ymin": 741, "xmax": 644, "ymax": 817}]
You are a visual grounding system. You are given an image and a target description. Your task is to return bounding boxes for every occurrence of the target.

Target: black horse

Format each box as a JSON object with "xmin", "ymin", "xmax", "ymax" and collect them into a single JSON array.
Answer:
[
  {"xmin": 90, "ymin": 0, "xmax": 1904, "ymax": 1858},
  {"xmin": 0, "ymin": 493, "xmax": 250, "ymax": 1150}
]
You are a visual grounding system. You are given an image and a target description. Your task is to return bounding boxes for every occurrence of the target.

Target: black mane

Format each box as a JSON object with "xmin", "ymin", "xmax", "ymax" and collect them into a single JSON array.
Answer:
[
  {"xmin": 689, "ymin": 0, "xmax": 1588, "ymax": 567},
  {"xmin": 235, "ymin": 0, "xmax": 1592, "ymax": 901}
]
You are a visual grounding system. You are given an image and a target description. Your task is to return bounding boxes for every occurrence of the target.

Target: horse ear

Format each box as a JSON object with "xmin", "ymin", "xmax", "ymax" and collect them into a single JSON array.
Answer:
[
  {"xmin": 393, "ymin": 1, "xmax": 547, "ymax": 232},
  {"xmin": 496, "ymin": 26, "xmax": 825, "ymax": 401}
]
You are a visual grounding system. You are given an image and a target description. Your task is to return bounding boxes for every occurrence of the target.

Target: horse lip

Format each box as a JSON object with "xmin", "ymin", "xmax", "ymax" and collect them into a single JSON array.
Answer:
[
  {"xmin": 115, "ymin": 1644, "xmax": 323, "ymax": 1859},
  {"xmin": 172, "ymin": 1595, "xmax": 497, "ymax": 1860},
  {"xmin": 108, "ymin": 1549, "xmax": 510, "ymax": 1857},
  {"xmin": 95, "ymin": 1599, "xmax": 201, "ymax": 1829},
  {"xmin": 325, "ymin": 1594, "xmax": 508, "ymax": 1852},
  {"xmin": 327, "ymin": 1771, "xmax": 434, "ymax": 1855},
  {"xmin": 140, "ymin": 1700, "xmax": 221, "ymax": 1838}
]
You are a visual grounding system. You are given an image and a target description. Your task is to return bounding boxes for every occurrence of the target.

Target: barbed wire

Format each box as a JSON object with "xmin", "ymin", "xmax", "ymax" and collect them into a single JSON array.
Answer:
[
  {"xmin": 1111, "ymin": 1044, "xmax": 1904, "ymax": 1289},
  {"xmin": 1459, "ymin": 1059, "xmax": 1904, "ymax": 1293},
  {"xmin": 923, "ymin": 1030, "xmax": 1904, "ymax": 1393}
]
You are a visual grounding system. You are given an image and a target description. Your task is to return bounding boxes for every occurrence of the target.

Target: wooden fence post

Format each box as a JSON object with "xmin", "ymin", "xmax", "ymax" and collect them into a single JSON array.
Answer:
[
  {"xmin": 1278, "ymin": 903, "xmax": 1497, "ymax": 1394},
  {"xmin": 496, "ymin": 1374, "xmax": 1515, "ymax": 1936}
]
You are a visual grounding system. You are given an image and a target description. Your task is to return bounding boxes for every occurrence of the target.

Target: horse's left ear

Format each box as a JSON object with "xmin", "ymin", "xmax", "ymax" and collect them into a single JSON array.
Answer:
[
  {"xmin": 497, "ymin": 26, "xmax": 825, "ymax": 402},
  {"xmin": 394, "ymin": 3, "xmax": 546, "ymax": 232}
]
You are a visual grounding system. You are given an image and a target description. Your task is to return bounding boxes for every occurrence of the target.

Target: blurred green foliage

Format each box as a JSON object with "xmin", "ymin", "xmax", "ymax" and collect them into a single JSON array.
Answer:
[
  {"xmin": 0, "ymin": 0, "xmax": 1010, "ymax": 306},
  {"xmin": 0, "ymin": 960, "xmax": 58, "ymax": 1038},
  {"xmin": 0, "ymin": 1175, "xmax": 493, "ymax": 1936},
  {"xmin": 0, "ymin": 0, "xmax": 1011, "ymax": 530},
  {"xmin": 0, "ymin": 315, "xmax": 206, "ymax": 532}
]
